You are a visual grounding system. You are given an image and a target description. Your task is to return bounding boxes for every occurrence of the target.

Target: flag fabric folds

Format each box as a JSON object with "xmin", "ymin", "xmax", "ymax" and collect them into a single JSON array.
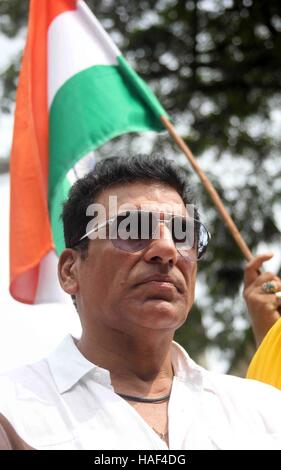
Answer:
[{"xmin": 9, "ymin": 0, "xmax": 167, "ymax": 304}]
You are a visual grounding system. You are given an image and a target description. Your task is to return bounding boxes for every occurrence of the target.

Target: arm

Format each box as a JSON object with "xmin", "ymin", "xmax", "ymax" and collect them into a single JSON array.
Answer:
[
  {"xmin": 243, "ymin": 253, "xmax": 281, "ymax": 347},
  {"xmin": 0, "ymin": 413, "xmax": 33, "ymax": 450}
]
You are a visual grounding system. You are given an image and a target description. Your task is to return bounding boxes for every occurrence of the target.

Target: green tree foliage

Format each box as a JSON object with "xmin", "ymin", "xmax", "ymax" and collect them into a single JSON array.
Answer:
[
  {"xmin": 0, "ymin": 0, "xmax": 28, "ymax": 112},
  {"xmin": 1, "ymin": 0, "xmax": 281, "ymax": 372}
]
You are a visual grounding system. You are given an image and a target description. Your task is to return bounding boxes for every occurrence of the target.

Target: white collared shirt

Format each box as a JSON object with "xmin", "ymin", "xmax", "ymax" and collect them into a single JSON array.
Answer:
[{"xmin": 0, "ymin": 335, "xmax": 281, "ymax": 450}]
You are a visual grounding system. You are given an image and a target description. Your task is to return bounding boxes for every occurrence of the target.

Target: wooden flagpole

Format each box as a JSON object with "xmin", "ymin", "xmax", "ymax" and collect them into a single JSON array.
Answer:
[{"xmin": 161, "ymin": 115, "xmax": 254, "ymax": 262}]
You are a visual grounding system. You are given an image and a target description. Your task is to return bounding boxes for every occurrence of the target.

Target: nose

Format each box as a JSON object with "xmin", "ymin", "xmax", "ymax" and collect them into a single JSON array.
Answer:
[{"xmin": 143, "ymin": 222, "xmax": 178, "ymax": 267}]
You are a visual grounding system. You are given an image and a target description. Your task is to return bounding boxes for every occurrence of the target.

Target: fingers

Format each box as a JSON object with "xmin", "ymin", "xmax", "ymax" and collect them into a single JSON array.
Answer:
[
  {"xmin": 276, "ymin": 292, "xmax": 281, "ymax": 307},
  {"xmin": 244, "ymin": 253, "xmax": 274, "ymax": 287},
  {"xmin": 252, "ymin": 273, "xmax": 281, "ymax": 290},
  {"xmin": 243, "ymin": 252, "xmax": 281, "ymax": 345},
  {"xmin": 245, "ymin": 289, "xmax": 281, "ymax": 346},
  {"xmin": 246, "ymin": 292, "xmax": 278, "ymax": 309},
  {"xmin": 243, "ymin": 272, "xmax": 281, "ymax": 305}
]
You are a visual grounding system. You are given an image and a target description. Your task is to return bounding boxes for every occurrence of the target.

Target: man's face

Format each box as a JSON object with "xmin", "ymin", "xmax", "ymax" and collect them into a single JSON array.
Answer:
[{"xmin": 73, "ymin": 181, "xmax": 197, "ymax": 334}]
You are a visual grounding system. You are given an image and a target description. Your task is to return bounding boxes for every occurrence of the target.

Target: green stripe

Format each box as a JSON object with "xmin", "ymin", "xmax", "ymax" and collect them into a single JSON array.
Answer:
[
  {"xmin": 49, "ymin": 63, "xmax": 166, "ymax": 253},
  {"xmin": 50, "ymin": 175, "xmax": 71, "ymax": 255},
  {"xmin": 117, "ymin": 56, "xmax": 168, "ymax": 119}
]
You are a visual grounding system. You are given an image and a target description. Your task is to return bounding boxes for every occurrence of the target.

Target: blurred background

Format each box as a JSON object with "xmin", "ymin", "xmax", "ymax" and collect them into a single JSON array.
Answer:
[{"xmin": 0, "ymin": 0, "xmax": 281, "ymax": 374}]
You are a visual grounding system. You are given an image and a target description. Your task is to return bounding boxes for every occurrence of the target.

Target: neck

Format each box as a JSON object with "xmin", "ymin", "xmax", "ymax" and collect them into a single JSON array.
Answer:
[{"xmin": 76, "ymin": 324, "xmax": 174, "ymax": 396}]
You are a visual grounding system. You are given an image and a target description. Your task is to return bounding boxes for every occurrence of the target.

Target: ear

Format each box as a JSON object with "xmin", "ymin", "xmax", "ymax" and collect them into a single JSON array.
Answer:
[{"xmin": 58, "ymin": 249, "xmax": 80, "ymax": 296}]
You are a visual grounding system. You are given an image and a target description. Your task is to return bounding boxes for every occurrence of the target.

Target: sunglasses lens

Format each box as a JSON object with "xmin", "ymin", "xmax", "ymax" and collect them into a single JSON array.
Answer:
[
  {"xmin": 196, "ymin": 221, "xmax": 209, "ymax": 259},
  {"xmin": 104, "ymin": 211, "xmax": 209, "ymax": 260},
  {"xmin": 172, "ymin": 218, "xmax": 209, "ymax": 261},
  {"xmin": 111, "ymin": 212, "xmax": 157, "ymax": 252},
  {"xmin": 170, "ymin": 216, "xmax": 188, "ymax": 243}
]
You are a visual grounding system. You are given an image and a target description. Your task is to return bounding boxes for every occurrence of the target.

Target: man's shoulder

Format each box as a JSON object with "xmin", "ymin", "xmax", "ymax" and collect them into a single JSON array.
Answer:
[
  {"xmin": 0, "ymin": 356, "xmax": 49, "ymax": 381},
  {"xmin": 204, "ymin": 366, "xmax": 278, "ymax": 390},
  {"xmin": 0, "ymin": 357, "xmax": 56, "ymax": 436},
  {"xmin": 0, "ymin": 358, "xmax": 53, "ymax": 406},
  {"xmin": 0, "ymin": 335, "xmax": 74, "ymax": 395},
  {"xmin": 174, "ymin": 341, "xmax": 281, "ymax": 396},
  {"xmin": 201, "ymin": 366, "xmax": 281, "ymax": 409},
  {"xmin": 174, "ymin": 340, "xmax": 281, "ymax": 399}
]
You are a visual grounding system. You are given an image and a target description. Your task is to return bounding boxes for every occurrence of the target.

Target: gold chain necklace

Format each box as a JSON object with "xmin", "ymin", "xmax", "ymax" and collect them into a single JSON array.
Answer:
[
  {"xmin": 152, "ymin": 427, "xmax": 169, "ymax": 444},
  {"xmin": 117, "ymin": 390, "xmax": 170, "ymax": 444}
]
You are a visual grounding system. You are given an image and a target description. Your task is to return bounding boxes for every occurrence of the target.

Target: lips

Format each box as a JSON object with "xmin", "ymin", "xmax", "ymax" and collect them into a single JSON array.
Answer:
[{"xmin": 136, "ymin": 274, "xmax": 184, "ymax": 293}]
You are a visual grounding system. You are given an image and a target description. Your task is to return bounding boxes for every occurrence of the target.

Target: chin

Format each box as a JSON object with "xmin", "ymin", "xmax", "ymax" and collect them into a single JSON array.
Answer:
[{"xmin": 137, "ymin": 300, "xmax": 187, "ymax": 329}]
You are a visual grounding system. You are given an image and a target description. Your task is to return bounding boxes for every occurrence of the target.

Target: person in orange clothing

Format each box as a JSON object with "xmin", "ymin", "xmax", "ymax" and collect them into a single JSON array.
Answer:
[{"xmin": 244, "ymin": 253, "xmax": 281, "ymax": 388}]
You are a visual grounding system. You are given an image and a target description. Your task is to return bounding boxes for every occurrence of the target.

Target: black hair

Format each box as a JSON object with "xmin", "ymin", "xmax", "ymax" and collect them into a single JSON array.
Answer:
[{"xmin": 61, "ymin": 154, "xmax": 199, "ymax": 255}]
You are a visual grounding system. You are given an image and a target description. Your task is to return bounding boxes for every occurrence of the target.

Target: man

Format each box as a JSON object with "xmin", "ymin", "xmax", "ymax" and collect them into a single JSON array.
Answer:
[{"xmin": 1, "ymin": 154, "xmax": 281, "ymax": 450}]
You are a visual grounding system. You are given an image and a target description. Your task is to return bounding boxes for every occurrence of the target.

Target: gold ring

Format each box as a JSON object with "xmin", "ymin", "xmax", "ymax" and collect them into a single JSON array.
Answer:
[{"xmin": 261, "ymin": 281, "xmax": 279, "ymax": 294}]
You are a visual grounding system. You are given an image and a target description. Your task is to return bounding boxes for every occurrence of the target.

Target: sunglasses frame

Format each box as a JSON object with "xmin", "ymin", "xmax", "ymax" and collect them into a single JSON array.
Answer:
[{"xmin": 78, "ymin": 210, "xmax": 210, "ymax": 261}]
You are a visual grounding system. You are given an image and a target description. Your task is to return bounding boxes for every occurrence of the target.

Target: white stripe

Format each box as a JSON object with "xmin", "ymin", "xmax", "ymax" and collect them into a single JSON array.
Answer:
[
  {"xmin": 67, "ymin": 151, "xmax": 96, "ymax": 185},
  {"xmin": 48, "ymin": 0, "xmax": 121, "ymax": 107},
  {"xmin": 35, "ymin": 251, "xmax": 69, "ymax": 303}
]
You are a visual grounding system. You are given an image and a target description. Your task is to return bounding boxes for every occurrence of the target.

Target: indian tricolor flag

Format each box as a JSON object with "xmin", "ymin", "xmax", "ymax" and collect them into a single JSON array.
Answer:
[{"xmin": 10, "ymin": 0, "xmax": 168, "ymax": 304}]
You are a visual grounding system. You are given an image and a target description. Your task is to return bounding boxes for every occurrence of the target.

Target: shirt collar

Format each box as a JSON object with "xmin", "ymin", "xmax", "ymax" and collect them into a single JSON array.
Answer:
[
  {"xmin": 171, "ymin": 341, "xmax": 204, "ymax": 391},
  {"xmin": 47, "ymin": 335, "xmax": 203, "ymax": 394},
  {"xmin": 47, "ymin": 335, "xmax": 111, "ymax": 394}
]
